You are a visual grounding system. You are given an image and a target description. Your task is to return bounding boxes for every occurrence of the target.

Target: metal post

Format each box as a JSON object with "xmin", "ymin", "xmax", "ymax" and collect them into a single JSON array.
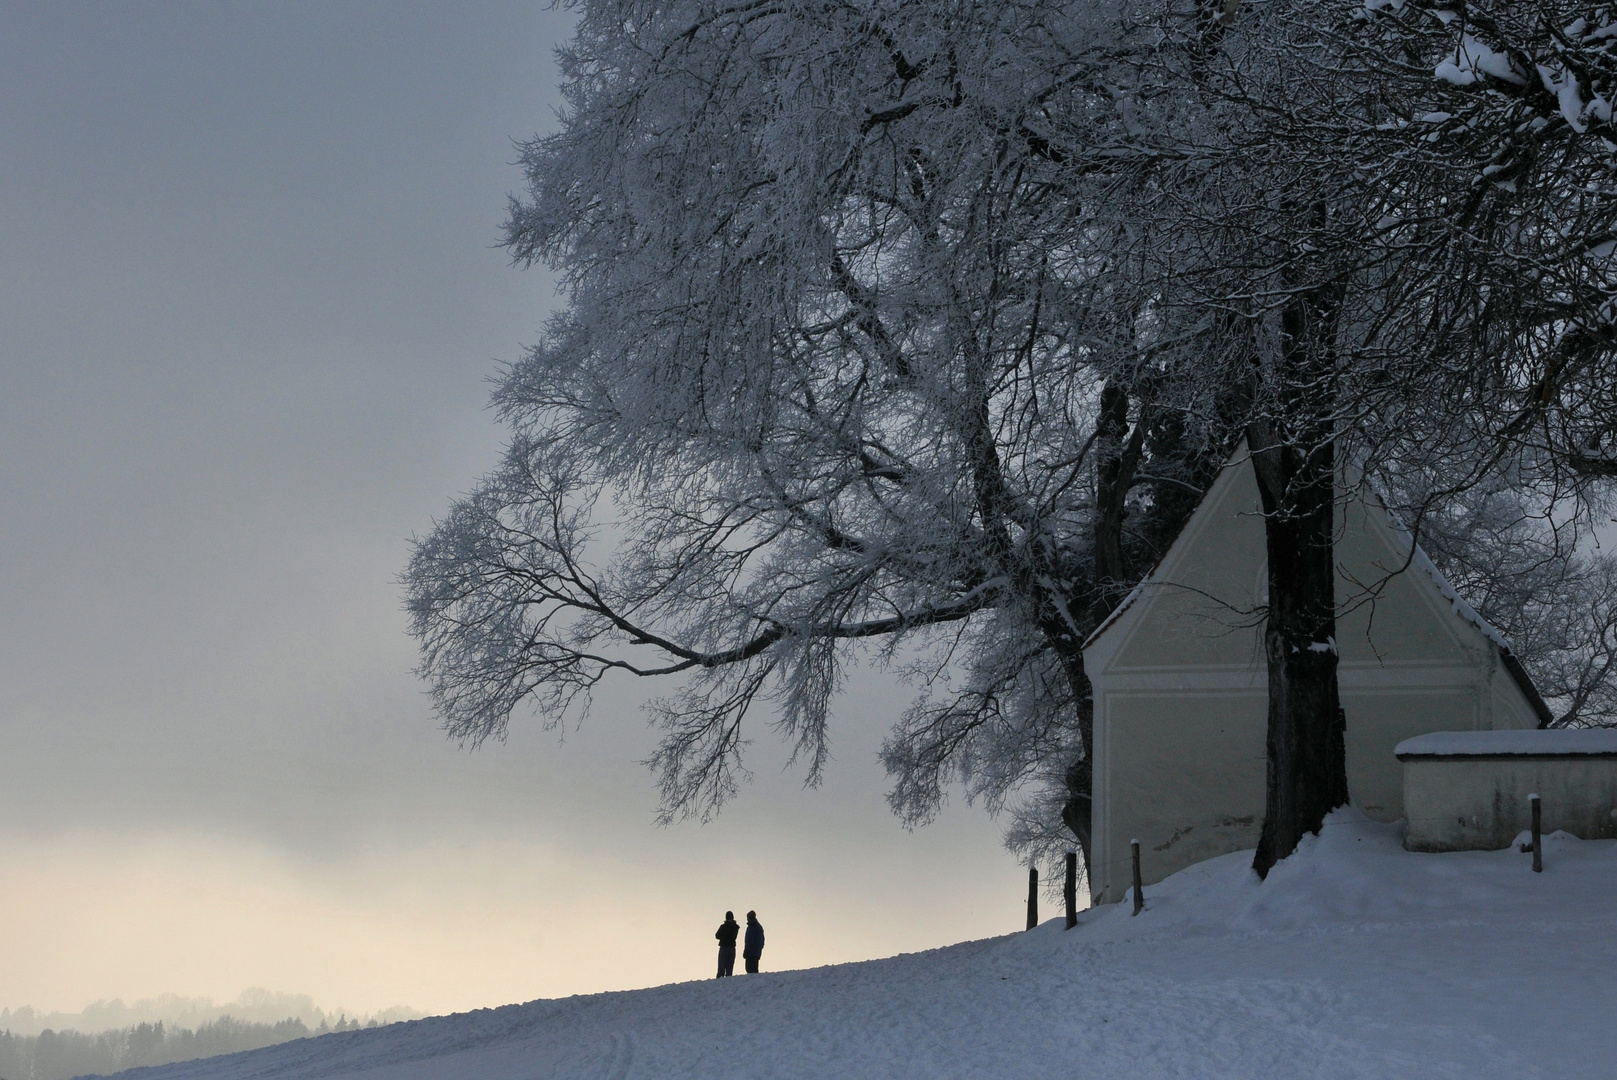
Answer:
[
  {"xmin": 1530, "ymin": 793, "xmax": 1542, "ymax": 873},
  {"xmin": 1026, "ymin": 865, "xmax": 1039, "ymax": 929},
  {"xmin": 1131, "ymin": 839, "xmax": 1144, "ymax": 916},
  {"xmin": 1064, "ymin": 851, "xmax": 1078, "ymax": 930}
]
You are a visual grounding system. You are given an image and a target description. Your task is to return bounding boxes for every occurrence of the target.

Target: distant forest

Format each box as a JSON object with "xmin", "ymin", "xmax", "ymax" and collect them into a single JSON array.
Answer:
[{"xmin": 0, "ymin": 1013, "xmax": 385, "ymax": 1080}]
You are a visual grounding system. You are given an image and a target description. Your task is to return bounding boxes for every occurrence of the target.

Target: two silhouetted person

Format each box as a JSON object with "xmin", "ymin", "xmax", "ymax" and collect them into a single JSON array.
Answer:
[{"xmin": 714, "ymin": 909, "xmax": 765, "ymax": 977}]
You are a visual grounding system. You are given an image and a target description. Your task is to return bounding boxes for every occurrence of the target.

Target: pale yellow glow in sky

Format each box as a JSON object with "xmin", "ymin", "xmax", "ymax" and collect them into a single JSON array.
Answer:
[
  {"xmin": 0, "ymin": 4, "xmax": 1034, "ymax": 1025},
  {"xmin": 3, "ymin": 809, "xmax": 1019, "ymax": 1018}
]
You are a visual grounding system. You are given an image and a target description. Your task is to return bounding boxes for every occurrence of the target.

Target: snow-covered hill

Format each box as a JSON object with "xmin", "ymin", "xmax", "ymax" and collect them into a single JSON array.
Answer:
[{"xmin": 97, "ymin": 812, "xmax": 1616, "ymax": 1080}]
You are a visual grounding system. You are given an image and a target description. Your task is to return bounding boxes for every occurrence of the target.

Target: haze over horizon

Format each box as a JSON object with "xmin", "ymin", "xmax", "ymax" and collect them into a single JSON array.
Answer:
[
  {"xmin": 0, "ymin": 2, "xmax": 1025, "ymax": 1020},
  {"xmin": 0, "ymin": 989, "xmax": 422, "ymax": 1039}
]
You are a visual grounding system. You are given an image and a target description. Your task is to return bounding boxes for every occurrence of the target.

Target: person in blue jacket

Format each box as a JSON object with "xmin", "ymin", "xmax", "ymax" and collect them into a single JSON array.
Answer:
[
  {"xmin": 715, "ymin": 911, "xmax": 740, "ymax": 977},
  {"xmin": 742, "ymin": 910, "xmax": 765, "ymax": 974}
]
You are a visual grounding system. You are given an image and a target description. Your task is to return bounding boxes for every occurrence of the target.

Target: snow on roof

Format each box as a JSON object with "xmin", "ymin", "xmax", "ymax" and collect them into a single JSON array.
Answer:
[
  {"xmin": 1082, "ymin": 573, "xmax": 1149, "ymax": 651},
  {"xmin": 1375, "ymin": 503, "xmax": 1553, "ymax": 726},
  {"xmin": 1395, "ymin": 729, "xmax": 1617, "ymax": 758}
]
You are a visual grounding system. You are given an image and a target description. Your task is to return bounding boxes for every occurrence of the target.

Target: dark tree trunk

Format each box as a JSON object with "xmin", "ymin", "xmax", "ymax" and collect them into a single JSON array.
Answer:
[
  {"xmin": 1060, "ymin": 742, "xmax": 1092, "ymax": 877},
  {"xmin": 1092, "ymin": 380, "xmax": 1146, "ymax": 625},
  {"xmin": 958, "ymin": 329, "xmax": 1105, "ymax": 887},
  {"xmin": 1247, "ymin": 216, "xmax": 1351, "ymax": 878},
  {"xmin": 1248, "ymin": 435, "xmax": 1348, "ymax": 878},
  {"xmin": 1053, "ymin": 642, "xmax": 1094, "ymax": 882}
]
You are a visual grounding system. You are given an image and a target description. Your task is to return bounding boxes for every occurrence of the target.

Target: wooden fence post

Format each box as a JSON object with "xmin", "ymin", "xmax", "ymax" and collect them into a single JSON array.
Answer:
[
  {"xmin": 1530, "ymin": 793, "xmax": 1542, "ymax": 873},
  {"xmin": 1064, "ymin": 851, "xmax": 1078, "ymax": 929},
  {"xmin": 1131, "ymin": 839, "xmax": 1144, "ymax": 916},
  {"xmin": 1026, "ymin": 865, "xmax": 1039, "ymax": 929}
]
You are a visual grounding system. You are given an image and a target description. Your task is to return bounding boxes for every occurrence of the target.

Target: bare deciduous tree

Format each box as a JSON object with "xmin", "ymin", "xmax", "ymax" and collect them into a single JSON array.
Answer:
[
  {"xmin": 406, "ymin": 0, "xmax": 1617, "ymax": 891},
  {"xmin": 405, "ymin": 1, "xmax": 1213, "ymax": 879}
]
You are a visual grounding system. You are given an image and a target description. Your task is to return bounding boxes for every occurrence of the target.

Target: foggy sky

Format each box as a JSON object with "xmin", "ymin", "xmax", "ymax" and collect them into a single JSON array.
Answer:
[{"xmin": 0, "ymin": 3, "xmax": 1024, "ymax": 1019}]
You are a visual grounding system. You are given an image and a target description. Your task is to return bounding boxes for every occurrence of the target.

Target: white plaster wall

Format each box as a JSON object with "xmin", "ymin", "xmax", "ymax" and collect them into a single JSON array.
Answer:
[
  {"xmin": 1341, "ymin": 688, "xmax": 1479, "ymax": 820},
  {"xmin": 1489, "ymin": 665, "xmax": 1539, "ymax": 730},
  {"xmin": 1402, "ymin": 756, "xmax": 1617, "ymax": 850},
  {"xmin": 1102, "ymin": 691, "xmax": 1265, "ymax": 894}
]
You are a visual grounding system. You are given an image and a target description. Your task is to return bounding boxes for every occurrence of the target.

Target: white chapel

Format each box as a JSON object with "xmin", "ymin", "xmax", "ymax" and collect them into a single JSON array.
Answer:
[{"xmin": 1081, "ymin": 447, "xmax": 1550, "ymax": 904}]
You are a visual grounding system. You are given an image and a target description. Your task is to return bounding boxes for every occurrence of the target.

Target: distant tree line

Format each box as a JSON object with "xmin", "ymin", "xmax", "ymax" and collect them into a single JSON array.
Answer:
[{"xmin": 0, "ymin": 1013, "xmax": 382, "ymax": 1080}]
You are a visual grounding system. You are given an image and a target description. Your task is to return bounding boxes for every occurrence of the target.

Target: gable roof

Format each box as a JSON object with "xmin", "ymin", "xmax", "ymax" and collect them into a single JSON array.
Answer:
[{"xmin": 1081, "ymin": 447, "xmax": 1554, "ymax": 727}]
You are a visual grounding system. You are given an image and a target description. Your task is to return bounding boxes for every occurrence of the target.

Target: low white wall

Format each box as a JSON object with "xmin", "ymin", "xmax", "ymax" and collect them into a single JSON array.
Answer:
[{"xmin": 1398, "ymin": 730, "xmax": 1617, "ymax": 852}]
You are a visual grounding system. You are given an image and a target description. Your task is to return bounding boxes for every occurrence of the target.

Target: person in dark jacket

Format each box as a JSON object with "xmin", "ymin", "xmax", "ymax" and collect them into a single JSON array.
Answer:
[
  {"xmin": 715, "ymin": 911, "xmax": 740, "ymax": 977},
  {"xmin": 742, "ymin": 910, "xmax": 765, "ymax": 974}
]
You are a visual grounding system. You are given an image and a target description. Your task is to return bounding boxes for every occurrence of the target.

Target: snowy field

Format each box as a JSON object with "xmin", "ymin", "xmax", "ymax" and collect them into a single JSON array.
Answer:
[{"xmin": 99, "ymin": 812, "xmax": 1616, "ymax": 1080}]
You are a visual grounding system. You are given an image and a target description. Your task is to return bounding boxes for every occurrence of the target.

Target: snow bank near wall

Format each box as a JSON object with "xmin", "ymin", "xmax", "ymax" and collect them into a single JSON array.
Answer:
[{"xmin": 102, "ymin": 811, "xmax": 1617, "ymax": 1080}]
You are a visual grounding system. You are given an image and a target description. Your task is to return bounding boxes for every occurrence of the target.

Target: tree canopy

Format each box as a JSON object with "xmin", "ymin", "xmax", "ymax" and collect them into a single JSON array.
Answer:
[{"xmin": 405, "ymin": 0, "xmax": 1617, "ymax": 883}]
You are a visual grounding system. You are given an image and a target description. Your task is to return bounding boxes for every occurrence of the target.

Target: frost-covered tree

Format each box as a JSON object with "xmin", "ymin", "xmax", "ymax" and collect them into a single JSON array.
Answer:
[
  {"xmin": 1041, "ymin": 0, "xmax": 1617, "ymax": 873},
  {"xmin": 1308, "ymin": 0, "xmax": 1617, "ymax": 738},
  {"xmin": 407, "ymin": 0, "xmax": 1617, "ymax": 891},
  {"xmin": 404, "ymin": 0, "xmax": 1219, "ymax": 880},
  {"xmin": 1346, "ymin": 1, "xmax": 1617, "ymax": 479},
  {"xmin": 1351, "ymin": 1, "xmax": 1617, "ymax": 730},
  {"xmin": 1406, "ymin": 477, "xmax": 1617, "ymax": 727},
  {"xmin": 1081, "ymin": 0, "xmax": 1408, "ymax": 874}
]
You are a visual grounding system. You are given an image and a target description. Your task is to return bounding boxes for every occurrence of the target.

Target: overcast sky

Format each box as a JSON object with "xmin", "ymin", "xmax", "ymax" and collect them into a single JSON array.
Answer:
[{"xmin": 0, "ymin": 2, "xmax": 1024, "ymax": 1020}]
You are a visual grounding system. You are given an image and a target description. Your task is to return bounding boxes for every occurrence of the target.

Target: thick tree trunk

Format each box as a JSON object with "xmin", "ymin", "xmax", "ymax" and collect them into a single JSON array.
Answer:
[
  {"xmin": 1092, "ymin": 380, "xmax": 1145, "ymax": 625},
  {"xmin": 1060, "ymin": 749, "xmax": 1093, "ymax": 875},
  {"xmin": 958, "ymin": 328, "xmax": 1103, "ymax": 885},
  {"xmin": 1057, "ymin": 381, "xmax": 1146, "ymax": 887},
  {"xmin": 1247, "ymin": 433, "xmax": 1349, "ymax": 879},
  {"xmin": 1050, "ymin": 635, "xmax": 1094, "ymax": 882},
  {"xmin": 1246, "ymin": 193, "xmax": 1351, "ymax": 878}
]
